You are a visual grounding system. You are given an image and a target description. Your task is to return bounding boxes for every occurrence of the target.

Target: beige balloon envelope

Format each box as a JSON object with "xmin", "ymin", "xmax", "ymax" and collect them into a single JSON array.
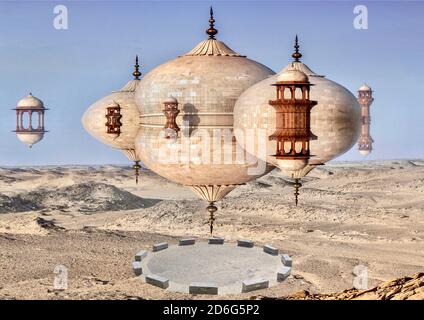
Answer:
[
  {"xmin": 134, "ymin": 9, "xmax": 275, "ymax": 233},
  {"xmin": 82, "ymin": 57, "xmax": 142, "ymax": 182},
  {"xmin": 233, "ymin": 39, "xmax": 361, "ymax": 203}
]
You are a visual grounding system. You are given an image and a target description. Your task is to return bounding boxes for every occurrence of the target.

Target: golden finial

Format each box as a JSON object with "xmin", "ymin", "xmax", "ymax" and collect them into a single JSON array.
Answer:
[
  {"xmin": 132, "ymin": 55, "xmax": 141, "ymax": 80},
  {"xmin": 132, "ymin": 160, "xmax": 141, "ymax": 184},
  {"xmin": 207, "ymin": 201, "xmax": 217, "ymax": 234},
  {"xmin": 292, "ymin": 35, "xmax": 302, "ymax": 62},
  {"xmin": 293, "ymin": 178, "xmax": 302, "ymax": 206},
  {"xmin": 206, "ymin": 6, "xmax": 218, "ymax": 39}
]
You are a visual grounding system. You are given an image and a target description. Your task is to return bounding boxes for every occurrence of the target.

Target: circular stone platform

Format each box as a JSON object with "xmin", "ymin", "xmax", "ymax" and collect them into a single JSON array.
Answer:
[{"xmin": 133, "ymin": 240, "xmax": 292, "ymax": 295}]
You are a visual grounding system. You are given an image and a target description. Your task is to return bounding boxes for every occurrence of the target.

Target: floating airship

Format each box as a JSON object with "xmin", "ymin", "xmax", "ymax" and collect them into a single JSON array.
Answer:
[
  {"xmin": 82, "ymin": 57, "xmax": 143, "ymax": 183},
  {"xmin": 134, "ymin": 7, "xmax": 275, "ymax": 233},
  {"xmin": 233, "ymin": 36, "xmax": 361, "ymax": 204}
]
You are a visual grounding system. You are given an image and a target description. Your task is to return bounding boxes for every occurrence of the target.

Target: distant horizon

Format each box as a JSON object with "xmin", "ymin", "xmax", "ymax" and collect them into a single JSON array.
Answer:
[{"xmin": 1, "ymin": 158, "xmax": 422, "ymax": 169}]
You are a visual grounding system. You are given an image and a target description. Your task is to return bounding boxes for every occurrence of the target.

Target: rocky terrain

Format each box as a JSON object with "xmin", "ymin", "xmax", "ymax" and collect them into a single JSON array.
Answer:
[
  {"xmin": 0, "ymin": 160, "xmax": 423, "ymax": 299},
  {"xmin": 279, "ymin": 273, "xmax": 424, "ymax": 300}
]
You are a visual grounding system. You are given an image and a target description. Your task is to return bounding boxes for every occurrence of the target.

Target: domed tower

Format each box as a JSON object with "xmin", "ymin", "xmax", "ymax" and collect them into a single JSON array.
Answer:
[
  {"xmin": 357, "ymin": 84, "xmax": 374, "ymax": 156},
  {"xmin": 82, "ymin": 56, "xmax": 143, "ymax": 183},
  {"xmin": 135, "ymin": 7, "xmax": 275, "ymax": 233},
  {"xmin": 268, "ymin": 66, "xmax": 318, "ymax": 205},
  {"xmin": 233, "ymin": 36, "xmax": 361, "ymax": 204},
  {"xmin": 13, "ymin": 93, "xmax": 48, "ymax": 148}
]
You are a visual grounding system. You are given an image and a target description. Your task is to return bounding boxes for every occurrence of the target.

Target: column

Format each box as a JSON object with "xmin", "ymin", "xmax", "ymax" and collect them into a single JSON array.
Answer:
[{"xmin": 29, "ymin": 110, "xmax": 33, "ymax": 130}]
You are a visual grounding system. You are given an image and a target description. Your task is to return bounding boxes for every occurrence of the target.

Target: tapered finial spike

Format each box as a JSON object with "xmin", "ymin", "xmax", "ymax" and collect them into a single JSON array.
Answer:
[
  {"xmin": 292, "ymin": 34, "xmax": 302, "ymax": 62},
  {"xmin": 206, "ymin": 6, "xmax": 218, "ymax": 39},
  {"xmin": 293, "ymin": 179, "xmax": 302, "ymax": 206},
  {"xmin": 132, "ymin": 55, "xmax": 142, "ymax": 80},
  {"xmin": 133, "ymin": 161, "xmax": 141, "ymax": 184},
  {"xmin": 207, "ymin": 202, "xmax": 217, "ymax": 235}
]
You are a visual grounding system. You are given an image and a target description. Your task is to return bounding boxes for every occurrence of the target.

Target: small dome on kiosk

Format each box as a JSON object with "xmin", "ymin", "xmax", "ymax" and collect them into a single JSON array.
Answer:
[
  {"xmin": 13, "ymin": 92, "xmax": 48, "ymax": 148},
  {"xmin": 277, "ymin": 68, "xmax": 309, "ymax": 83},
  {"xmin": 16, "ymin": 93, "xmax": 44, "ymax": 109}
]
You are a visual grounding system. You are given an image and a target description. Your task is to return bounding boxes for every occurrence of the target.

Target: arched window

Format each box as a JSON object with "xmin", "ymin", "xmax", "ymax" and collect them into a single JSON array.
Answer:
[
  {"xmin": 21, "ymin": 111, "xmax": 30, "ymax": 130},
  {"xmin": 283, "ymin": 87, "xmax": 291, "ymax": 100},
  {"xmin": 295, "ymin": 87, "xmax": 303, "ymax": 99}
]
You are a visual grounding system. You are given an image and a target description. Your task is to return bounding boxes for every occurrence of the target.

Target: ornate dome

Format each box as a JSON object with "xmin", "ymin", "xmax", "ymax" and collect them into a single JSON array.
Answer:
[
  {"xmin": 16, "ymin": 132, "xmax": 44, "ymax": 148},
  {"xmin": 184, "ymin": 38, "xmax": 244, "ymax": 57},
  {"xmin": 134, "ymin": 9, "xmax": 275, "ymax": 216},
  {"xmin": 233, "ymin": 47, "xmax": 361, "ymax": 179},
  {"xmin": 82, "ymin": 57, "xmax": 142, "ymax": 162},
  {"xmin": 135, "ymin": 37, "xmax": 274, "ymax": 187},
  {"xmin": 277, "ymin": 68, "xmax": 308, "ymax": 82},
  {"xmin": 359, "ymin": 83, "xmax": 372, "ymax": 91},
  {"xmin": 164, "ymin": 96, "xmax": 178, "ymax": 104},
  {"xmin": 359, "ymin": 149, "xmax": 371, "ymax": 156},
  {"xmin": 17, "ymin": 93, "xmax": 44, "ymax": 109}
]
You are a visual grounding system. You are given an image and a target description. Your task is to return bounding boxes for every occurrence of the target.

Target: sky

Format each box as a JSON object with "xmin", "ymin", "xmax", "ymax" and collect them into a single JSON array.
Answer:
[{"xmin": 0, "ymin": 0, "xmax": 423, "ymax": 166}]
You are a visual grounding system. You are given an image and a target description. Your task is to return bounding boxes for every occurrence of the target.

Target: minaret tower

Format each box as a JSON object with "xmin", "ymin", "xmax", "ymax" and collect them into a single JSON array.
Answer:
[
  {"xmin": 357, "ymin": 84, "xmax": 374, "ymax": 156},
  {"xmin": 268, "ymin": 36, "xmax": 318, "ymax": 205}
]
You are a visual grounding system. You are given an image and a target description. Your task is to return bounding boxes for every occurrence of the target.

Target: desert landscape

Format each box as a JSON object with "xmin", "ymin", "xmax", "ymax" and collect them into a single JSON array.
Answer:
[{"xmin": 0, "ymin": 159, "xmax": 423, "ymax": 300}]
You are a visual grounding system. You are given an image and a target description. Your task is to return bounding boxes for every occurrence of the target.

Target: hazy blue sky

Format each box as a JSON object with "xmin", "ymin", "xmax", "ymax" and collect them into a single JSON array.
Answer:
[{"xmin": 0, "ymin": 1, "xmax": 423, "ymax": 166}]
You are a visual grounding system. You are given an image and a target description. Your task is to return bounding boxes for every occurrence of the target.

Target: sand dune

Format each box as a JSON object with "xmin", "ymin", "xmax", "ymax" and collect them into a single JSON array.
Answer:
[
  {"xmin": 0, "ymin": 182, "xmax": 159, "ymax": 214},
  {"xmin": 0, "ymin": 160, "xmax": 423, "ymax": 299}
]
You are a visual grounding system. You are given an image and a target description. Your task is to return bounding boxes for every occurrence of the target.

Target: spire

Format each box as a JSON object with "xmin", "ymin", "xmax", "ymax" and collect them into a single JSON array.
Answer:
[
  {"xmin": 132, "ymin": 160, "xmax": 141, "ymax": 184},
  {"xmin": 292, "ymin": 35, "xmax": 302, "ymax": 62},
  {"xmin": 132, "ymin": 55, "xmax": 141, "ymax": 80},
  {"xmin": 293, "ymin": 179, "xmax": 302, "ymax": 206},
  {"xmin": 207, "ymin": 202, "xmax": 217, "ymax": 234},
  {"xmin": 206, "ymin": 6, "xmax": 218, "ymax": 39}
]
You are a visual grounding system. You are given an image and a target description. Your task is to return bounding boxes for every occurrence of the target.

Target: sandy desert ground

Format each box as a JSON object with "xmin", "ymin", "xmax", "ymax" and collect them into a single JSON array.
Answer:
[{"xmin": 0, "ymin": 159, "xmax": 423, "ymax": 300}]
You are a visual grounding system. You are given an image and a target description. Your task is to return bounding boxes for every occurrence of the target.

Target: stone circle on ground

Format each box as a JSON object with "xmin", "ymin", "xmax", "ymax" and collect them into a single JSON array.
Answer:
[{"xmin": 132, "ymin": 238, "xmax": 292, "ymax": 295}]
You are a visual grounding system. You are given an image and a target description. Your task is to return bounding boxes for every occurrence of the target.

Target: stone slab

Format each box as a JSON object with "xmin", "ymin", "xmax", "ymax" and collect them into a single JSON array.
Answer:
[
  {"xmin": 263, "ymin": 245, "xmax": 278, "ymax": 256},
  {"xmin": 208, "ymin": 237, "xmax": 225, "ymax": 245},
  {"xmin": 153, "ymin": 242, "xmax": 168, "ymax": 252},
  {"xmin": 179, "ymin": 238, "xmax": 195, "ymax": 246},
  {"xmin": 132, "ymin": 261, "xmax": 142, "ymax": 276},
  {"xmin": 237, "ymin": 239, "xmax": 254, "ymax": 248},
  {"xmin": 140, "ymin": 242, "xmax": 283, "ymax": 295},
  {"xmin": 281, "ymin": 254, "xmax": 293, "ymax": 267},
  {"xmin": 189, "ymin": 283, "xmax": 218, "ymax": 295},
  {"xmin": 145, "ymin": 274, "xmax": 169, "ymax": 289},
  {"xmin": 242, "ymin": 279, "xmax": 269, "ymax": 293},
  {"xmin": 134, "ymin": 250, "xmax": 148, "ymax": 262},
  {"xmin": 277, "ymin": 266, "xmax": 291, "ymax": 282}
]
